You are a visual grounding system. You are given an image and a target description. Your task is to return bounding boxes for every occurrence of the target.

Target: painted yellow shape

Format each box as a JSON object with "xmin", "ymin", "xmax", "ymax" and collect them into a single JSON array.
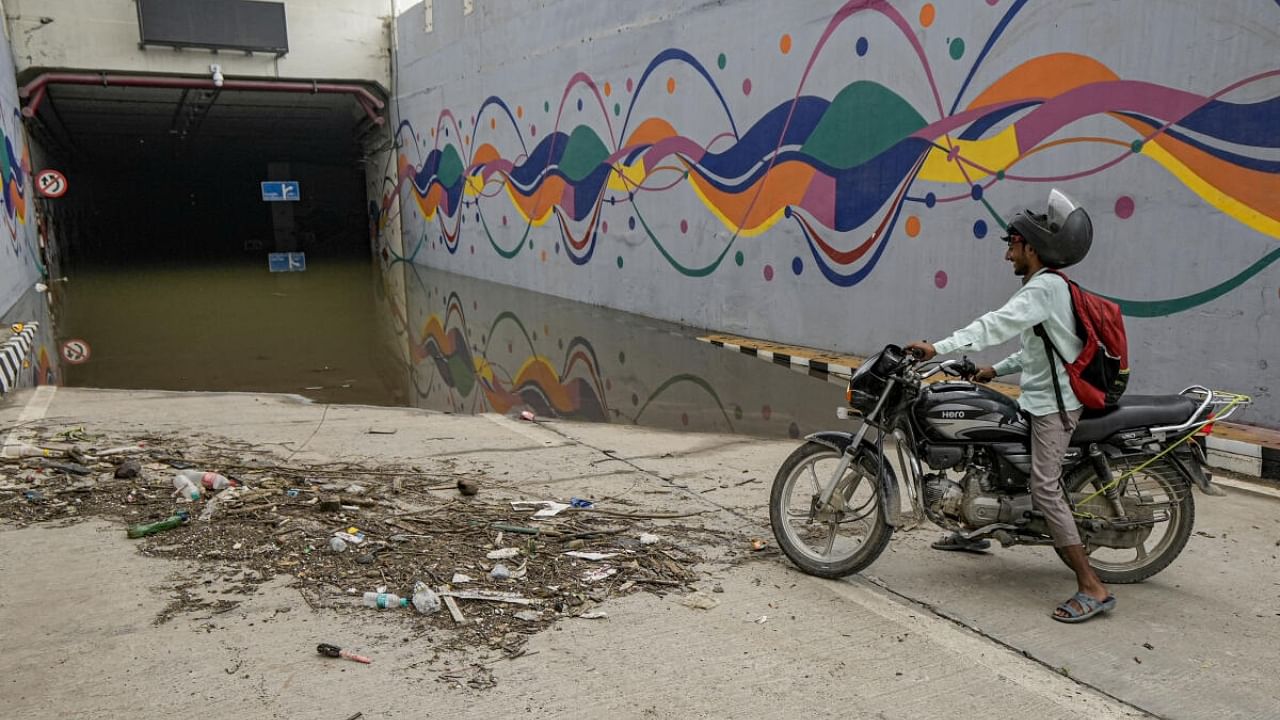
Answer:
[
  {"xmin": 685, "ymin": 171, "xmax": 788, "ymax": 237},
  {"xmin": 918, "ymin": 127, "xmax": 1020, "ymax": 183},
  {"xmin": 473, "ymin": 355, "xmax": 495, "ymax": 384},
  {"xmin": 607, "ymin": 159, "xmax": 647, "ymax": 192},
  {"xmin": 1141, "ymin": 141, "xmax": 1280, "ymax": 239},
  {"xmin": 504, "ymin": 183, "xmax": 556, "ymax": 226},
  {"xmin": 464, "ymin": 173, "xmax": 486, "ymax": 197}
]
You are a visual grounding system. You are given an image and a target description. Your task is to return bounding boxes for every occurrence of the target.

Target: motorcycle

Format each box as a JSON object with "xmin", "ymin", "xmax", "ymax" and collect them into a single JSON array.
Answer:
[{"xmin": 768, "ymin": 344, "xmax": 1251, "ymax": 582}]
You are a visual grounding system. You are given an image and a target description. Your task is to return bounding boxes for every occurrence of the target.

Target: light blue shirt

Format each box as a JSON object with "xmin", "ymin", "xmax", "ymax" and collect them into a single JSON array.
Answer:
[{"xmin": 933, "ymin": 269, "xmax": 1082, "ymax": 416}]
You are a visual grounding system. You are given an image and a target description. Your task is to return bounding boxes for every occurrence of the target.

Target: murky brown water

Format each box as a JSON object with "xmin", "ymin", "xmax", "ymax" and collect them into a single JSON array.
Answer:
[
  {"xmin": 55, "ymin": 258, "xmax": 409, "ymax": 406},
  {"xmin": 54, "ymin": 257, "xmax": 845, "ymax": 439}
]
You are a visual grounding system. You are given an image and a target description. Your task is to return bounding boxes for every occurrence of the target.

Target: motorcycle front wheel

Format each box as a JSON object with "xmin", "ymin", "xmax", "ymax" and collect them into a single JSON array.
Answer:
[
  {"xmin": 1055, "ymin": 454, "xmax": 1195, "ymax": 584},
  {"xmin": 769, "ymin": 441, "xmax": 894, "ymax": 579}
]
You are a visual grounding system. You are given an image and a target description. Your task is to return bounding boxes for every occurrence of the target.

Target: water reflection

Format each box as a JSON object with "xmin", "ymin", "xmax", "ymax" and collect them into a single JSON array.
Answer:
[
  {"xmin": 53, "ymin": 255, "xmax": 850, "ymax": 440},
  {"xmin": 401, "ymin": 264, "xmax": 840, "ymax": 439}
]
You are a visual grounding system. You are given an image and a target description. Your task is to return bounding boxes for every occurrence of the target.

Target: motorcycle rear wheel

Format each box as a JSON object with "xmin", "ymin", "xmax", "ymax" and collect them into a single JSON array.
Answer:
[
  {"xmin": 769, "ymin": 441, "xmax": 894, "ymax": 579},
  {"xmin": 1054, "ymin": 455, "xmax": 1195, "ymax": 584}
]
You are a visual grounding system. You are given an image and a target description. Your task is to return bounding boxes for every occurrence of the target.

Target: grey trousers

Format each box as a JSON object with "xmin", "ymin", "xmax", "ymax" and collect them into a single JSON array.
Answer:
[{"xmin": 1028, "ymin": 408, "xmax": 1084, "ymax": 548}]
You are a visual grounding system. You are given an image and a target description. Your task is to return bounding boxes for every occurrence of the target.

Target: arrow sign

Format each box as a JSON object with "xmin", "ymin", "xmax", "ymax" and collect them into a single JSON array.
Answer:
[{"xmin": 261, "ymin": 181, "xmax": 300, "ymax": 202}]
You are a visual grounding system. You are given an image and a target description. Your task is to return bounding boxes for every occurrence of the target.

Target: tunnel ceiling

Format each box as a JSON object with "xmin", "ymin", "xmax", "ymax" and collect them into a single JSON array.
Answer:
[{"xmin": 25, "ymin": 82, "xmax": 376, "ymax": 167}]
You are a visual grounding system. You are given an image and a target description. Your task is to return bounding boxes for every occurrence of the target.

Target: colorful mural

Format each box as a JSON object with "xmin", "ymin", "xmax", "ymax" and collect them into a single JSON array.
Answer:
[
  {"xmin": 400, "ymin": 264, "xmax": 838, "ymax": 437},
  {"xmin": 390, "ymin": 0, "xmax": 1280, "ymax": 427},
  {"xmin": 388, "ymin": 0, "xmax": 1278, "ymax": 316},
  {"xmin": 1, "ymin": 106, "xmax": 30, "ymax": 254}
]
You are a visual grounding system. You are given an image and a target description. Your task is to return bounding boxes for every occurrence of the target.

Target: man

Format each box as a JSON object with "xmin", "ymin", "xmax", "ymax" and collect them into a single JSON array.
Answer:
[{"xmin": 905, "ymin": 189, "xmax": 1116, "ymax": 624}]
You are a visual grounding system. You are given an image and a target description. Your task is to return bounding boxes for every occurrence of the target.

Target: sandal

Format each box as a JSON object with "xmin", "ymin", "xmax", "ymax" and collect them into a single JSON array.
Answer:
[
  {"xmin": 930, "ymin": 533, "xmax": 991, "ymax": 553},
  {"xmin": 1052, "ymin": 592, "xmax": 1116, "ymax": 623}
]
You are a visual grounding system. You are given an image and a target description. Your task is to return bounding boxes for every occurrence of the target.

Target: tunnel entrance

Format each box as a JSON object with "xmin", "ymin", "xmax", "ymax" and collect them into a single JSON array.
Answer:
[
  {"xmin": 19, "ymin": 73, "xmax": 407, "ymax": 404},
  {"xmin": 22, "ymin": 75, "xmax": 383, "ymax": 267}
]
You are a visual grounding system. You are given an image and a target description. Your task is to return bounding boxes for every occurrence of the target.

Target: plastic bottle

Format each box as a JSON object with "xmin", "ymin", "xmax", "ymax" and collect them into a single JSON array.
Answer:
[
  {"xmin": 127, "ymin": 511, "xmax": 190, "ymax": 539},
  {"xmin": 411, "ymin": 581, "xmax": 440, "ymax": 614},
  {"xmin": 174, "ymin": 469, "xmax": 237, "ymax": 491},
  {"xmin": 362, "ymin": 592, "xmax": 408, "ymax": 610},
  {"xmin": 1, "ymin": 442, "xmax": 53, "ymax": 458},
  {"xmin": 172, "ymin": 473, "xmax": 202, "ymax": 502}
]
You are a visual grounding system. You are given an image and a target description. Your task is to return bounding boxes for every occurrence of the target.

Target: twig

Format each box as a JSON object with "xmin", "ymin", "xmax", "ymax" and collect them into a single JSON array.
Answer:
[{"xmin": 571, "ymin": 509, "xmax": 713, "ymax": 520}]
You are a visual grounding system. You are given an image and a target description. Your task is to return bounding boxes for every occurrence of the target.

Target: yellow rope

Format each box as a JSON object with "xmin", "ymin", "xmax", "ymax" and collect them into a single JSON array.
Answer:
[{"xmin": 1070, "ymin": 394, "xmax": 1245, "ymax": 519}]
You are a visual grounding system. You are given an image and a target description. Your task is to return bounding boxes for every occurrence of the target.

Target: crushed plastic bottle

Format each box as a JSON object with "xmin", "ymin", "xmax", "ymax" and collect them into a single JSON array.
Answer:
[
  {"xmin": 411, "ymin": 581, "xmax": 440, "ymax": 614},
  {"xmin": 329, "ymin": 536, "xmax": 348, "ymax": 553},
  {"xmin": 171, "ymin": 474, "xmax": 202, "ymax": 502},
  {"xmin": 173, "ymin": 469, "xmax": 238, "ymax": 491},
  {"xmin": 361, "ymin": 591, "xmax": 408, "ymax": 609}
]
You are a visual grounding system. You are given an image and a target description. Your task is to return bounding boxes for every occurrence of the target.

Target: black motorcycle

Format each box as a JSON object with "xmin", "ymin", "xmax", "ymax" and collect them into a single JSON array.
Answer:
[{"xmin": 769, "ymin": 344, "xmax": 1250, "ymax": 582}]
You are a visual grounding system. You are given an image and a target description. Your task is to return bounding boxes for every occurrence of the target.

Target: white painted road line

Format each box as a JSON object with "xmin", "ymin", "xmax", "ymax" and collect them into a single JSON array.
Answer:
[{"xmin": 4, "ymin": 385, "xmax": 57, "ymax": 448}]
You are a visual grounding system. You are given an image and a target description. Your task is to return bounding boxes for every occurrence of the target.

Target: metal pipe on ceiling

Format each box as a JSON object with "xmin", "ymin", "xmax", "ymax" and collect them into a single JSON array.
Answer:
[{"xmin": 19, "ymin": 72, "xmax": 385, "ymax": 125}]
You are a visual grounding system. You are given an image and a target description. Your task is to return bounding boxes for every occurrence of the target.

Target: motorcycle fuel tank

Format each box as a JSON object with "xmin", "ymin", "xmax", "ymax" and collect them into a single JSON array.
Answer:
[{"xmin": 914, "ymin": 382, "xmax": 1029, "ymax": 442}]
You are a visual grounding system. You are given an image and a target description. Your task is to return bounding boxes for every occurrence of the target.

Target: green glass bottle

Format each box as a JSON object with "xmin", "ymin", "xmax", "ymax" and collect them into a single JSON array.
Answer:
[{"xmin": 127, "ymin": 511, "xmax": 190, "ymax": 539}]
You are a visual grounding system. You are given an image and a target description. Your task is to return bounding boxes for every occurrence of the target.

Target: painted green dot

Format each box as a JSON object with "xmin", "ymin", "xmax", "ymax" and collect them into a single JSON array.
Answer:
[
  {"xmin": 734, "ymin": 250, "xmax": 745, "ymax": 267},
  {"xmin": 616, "ymin": 256, "xmax": 624, "ymax": 268},
  {"xmin": 949, "ymin": 38, "xmax": 966, "ymax": 60},
  {"xmin": 717, "ymin": 53, "xmax": 727, "ymax": 70},
  {"xmin": 544, "ymin": 101, "xmax": 550, "ymax": 113},
  {"xmin": 996, "ymin": 169, "xmax": 1005, "ymax": 180},
  {"xmin": 613, "ymin": 102, "xmax": 620, "ymax": 116},
  {"xmin": 1131, "ymin": 139, "xmax": 1144, "ymax": 153}
]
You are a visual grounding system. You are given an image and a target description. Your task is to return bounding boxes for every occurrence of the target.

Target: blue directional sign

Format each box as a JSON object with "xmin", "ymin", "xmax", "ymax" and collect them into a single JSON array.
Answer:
[
  {"xmin": 260, "ymin": 181, "xmax": 300, "ymax": 202},
  {"xmin": 268, "ymin": 252, "xmax": 307, "ymax": 272}
]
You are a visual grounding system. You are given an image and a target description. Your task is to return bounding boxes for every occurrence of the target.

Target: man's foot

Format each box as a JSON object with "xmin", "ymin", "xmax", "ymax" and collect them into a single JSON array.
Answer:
[
  {"xmin": 930, "ymin": 533, "xmax": 991, "ymax": 553},
  {"xmin": 1051, "ymin": 591, "xmax": 1116, "ymax": 623}
]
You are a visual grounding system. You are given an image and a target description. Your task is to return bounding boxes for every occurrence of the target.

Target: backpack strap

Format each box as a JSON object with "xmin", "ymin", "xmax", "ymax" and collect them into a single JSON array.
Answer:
[{"xmin": 1034, "ymin": 323, "xmax": 1071, "ymax": 426}]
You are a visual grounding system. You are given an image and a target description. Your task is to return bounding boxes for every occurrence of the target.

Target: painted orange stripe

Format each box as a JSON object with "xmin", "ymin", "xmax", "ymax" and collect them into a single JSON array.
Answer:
[
  {"xmin": 1115, "ymin": 116, "xmax": 1280, "ymax": 220},
  {"xmin": 624, "ymin": 118, "xmax": 678, "ymax": 148},
  {"xmin": 967, "ymin": 53, "xmax": 1119, "ymax": 109},
  {"xmin": 687, "ymin": 161, "xmax": 815, "ymax": 231}
]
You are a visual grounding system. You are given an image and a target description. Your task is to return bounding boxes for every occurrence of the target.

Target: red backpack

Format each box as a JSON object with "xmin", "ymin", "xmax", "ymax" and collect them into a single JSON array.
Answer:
[{"xmin": 1034, "ymin": 269, "xmax": 1129, "ymax": 416}]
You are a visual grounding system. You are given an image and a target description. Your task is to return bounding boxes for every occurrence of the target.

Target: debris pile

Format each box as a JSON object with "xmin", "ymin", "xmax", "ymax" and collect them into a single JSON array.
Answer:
[{"xmin": 0, "ymin": 427, "xmax": 720, "ymax": 655}]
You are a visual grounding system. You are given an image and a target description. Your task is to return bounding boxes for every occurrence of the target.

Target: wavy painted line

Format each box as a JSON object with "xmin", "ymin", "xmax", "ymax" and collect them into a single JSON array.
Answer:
[
  {"xmin": 1103, "ymin": 247, "xmax": 1280, "ymax": 317},
  {"xmin": 631, "ymin": 373, "xmax": 735, "ymax": 431}
]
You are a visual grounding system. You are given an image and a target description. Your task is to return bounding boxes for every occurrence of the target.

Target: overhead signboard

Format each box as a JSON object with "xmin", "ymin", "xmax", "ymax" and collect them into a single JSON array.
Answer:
[
  {"xmin": 137, "ymin": 0, "xmax": 289, "ymax": 55},
  {"xmin": 36, "ymin": 170, "xmax": 68, "ymax": 198},
  {"xmin": 261, "ymin": 181, "xmax": 300, "ymax": 202},
  {"xmin": 268, "ymin": 252, "xmax": 307, "ymax": 273}
]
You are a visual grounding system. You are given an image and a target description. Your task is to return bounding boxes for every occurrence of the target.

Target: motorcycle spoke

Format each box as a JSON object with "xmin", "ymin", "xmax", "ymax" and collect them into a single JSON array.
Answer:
[
  {"xmin": 806, "ymin": 464, "xmax": 821, "ymax": 493},
  {"xmin": 1134, "ymin": 543, "xmax": 1148, "ymax": 561},
  {"xmin": 822, "ymin": 521, "xmax": 838, "ymax": 558}
]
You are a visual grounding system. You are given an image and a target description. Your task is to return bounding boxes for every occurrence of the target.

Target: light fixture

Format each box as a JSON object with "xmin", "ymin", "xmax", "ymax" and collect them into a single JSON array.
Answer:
[{"xmin": 210, "ymin": 63, "xmax": 224, "ymax": 88}]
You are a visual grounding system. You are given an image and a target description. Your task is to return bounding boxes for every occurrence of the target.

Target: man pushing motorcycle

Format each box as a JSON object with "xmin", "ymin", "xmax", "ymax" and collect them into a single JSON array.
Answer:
[{"xmin": 906, "ymin": 189, "xmax": 1115, "ymax": 624}]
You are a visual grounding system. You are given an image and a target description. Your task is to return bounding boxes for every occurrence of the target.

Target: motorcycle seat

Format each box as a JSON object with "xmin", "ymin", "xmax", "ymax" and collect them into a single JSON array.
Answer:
[{"xmin": 1071, "ymin": 395, "xmax": 1199, "ymax": 444}]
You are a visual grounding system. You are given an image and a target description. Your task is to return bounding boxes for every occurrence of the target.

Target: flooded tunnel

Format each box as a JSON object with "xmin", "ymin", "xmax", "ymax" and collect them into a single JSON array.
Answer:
[
  {"xmin": 21, "ymin": 74, "xmax": 407, "ymax": 404},
  {"xmin": 18, "ymin": 73, "xmax": 847, "ymax": 439},
  {"xmin": 4, "ymin": 0, "xmax": 857, "ymax": 441}
]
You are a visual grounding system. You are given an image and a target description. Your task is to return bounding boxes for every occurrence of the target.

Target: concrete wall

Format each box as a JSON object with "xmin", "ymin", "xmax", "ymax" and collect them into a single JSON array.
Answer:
[
  {"xmin": 388, "ymin": 0, "xmax": 1280, "ymax": 428},
  {"xmin": 0, "ymin": 3, "xmax": 57, "ymax": 389},
  {"xmin": 6, "ymin": 0, "xmax": 392, "ymax": 87}
]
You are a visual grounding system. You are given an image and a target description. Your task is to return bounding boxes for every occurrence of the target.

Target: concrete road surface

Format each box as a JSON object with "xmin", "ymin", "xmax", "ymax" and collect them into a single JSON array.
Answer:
[{"xmin": 1, "ymin": 388, "xmax": 1276, "ymax": 719}]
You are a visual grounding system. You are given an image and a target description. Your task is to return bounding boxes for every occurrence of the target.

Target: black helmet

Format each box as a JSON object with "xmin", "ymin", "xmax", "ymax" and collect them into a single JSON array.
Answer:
[{"xmin": 1006, "ymin": 189, "xmax": 1092, "ymax": 268}]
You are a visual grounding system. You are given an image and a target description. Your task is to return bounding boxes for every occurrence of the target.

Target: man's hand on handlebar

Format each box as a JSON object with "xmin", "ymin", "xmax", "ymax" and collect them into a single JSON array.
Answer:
[
  {"xmin": 972, "ymin": 366, "xmax": 997, "ymax": 383},
  {"xmin": 904, "ymin": 341, "xmax": 936, "ymax": 361}
]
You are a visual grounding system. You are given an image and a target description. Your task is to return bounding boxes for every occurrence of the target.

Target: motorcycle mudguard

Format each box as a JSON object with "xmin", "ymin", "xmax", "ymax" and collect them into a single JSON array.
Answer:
[{"xmin": 804, "ymin": 431, "xmax": 901, "ymax": 528}]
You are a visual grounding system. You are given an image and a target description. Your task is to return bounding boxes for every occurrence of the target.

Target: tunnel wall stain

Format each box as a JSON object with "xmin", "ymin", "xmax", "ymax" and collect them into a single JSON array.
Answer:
[{"xmin": 388, "ymin": 0, "xmax": 1280, "ymax": 427}]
